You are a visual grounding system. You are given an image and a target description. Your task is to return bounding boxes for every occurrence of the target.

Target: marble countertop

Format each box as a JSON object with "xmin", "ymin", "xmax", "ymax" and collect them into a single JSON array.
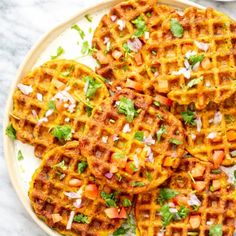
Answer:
[{"xmin": 0, "ymin": 0, "xmax": 235, "ymax": 235}]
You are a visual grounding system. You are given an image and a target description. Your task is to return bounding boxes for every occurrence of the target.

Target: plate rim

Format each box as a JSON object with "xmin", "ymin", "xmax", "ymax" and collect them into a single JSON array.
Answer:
[{"xmin": 3, "ymin": 0, "xmax": 205, "ymax": 235}]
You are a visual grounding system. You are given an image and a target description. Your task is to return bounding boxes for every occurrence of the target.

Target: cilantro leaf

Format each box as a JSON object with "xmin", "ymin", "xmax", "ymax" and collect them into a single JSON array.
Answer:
[
  {"xmin": 101, "ymin": 191, "xmax": 117, "ymax": 207},
  {"xmin": 189, "ymin": 54, "xmax": 205, "ymax": 67},
  {"xmin": 85, "ymin": 14, "xmax": 93, "ymax": 22},
  {"xmin": 122, "ymin": 198, "xmax": 132, "ymax": 207},
  {"xmin": 224, "ymin": 114, "xmax": 235, "ymax": 124},
  {"xmin": 117, "ymin": 97, "xmax": 138, "ymax": 122},
  {"xmin": 156, "ymin": 125, "xmax": 167, "ymax": 142},
  {"xmin": 181, "ymin": 109, "xmax": 196, "ymax": 126},
  {"xmin": 113, "ymin": 227, "xmax": 129, "ymax": 236},
  {"xmin": 158, "ymin": 188, "xmax": 178, "ymax": 205},
  {"xmin": 130, "ymin": 162, "xmax": 138, "ymax": 172},
  {"xmin": 81, "ymin": 41, "xmax": 96, "ymax": 55},
  {"xmin": 73, "ymin": 214, "xmax": 89, "ymax": 224},
  {"xmin": 146, "ymin": 171, "xmax": 153, "ymax": 181},
  {"xmin": 159, "ymin": 205, "xmax": 174, "ymax": 227},
  {"xmin": 5, "ymin": 124, "xmax": 16, "ymax": 140},
  {"xmin": 186, "ymin": 76, "xmax": 203, "ymax": 89},
  {"xmin": 170, "ymin": 19, "xmax": 184, "ymax": 38},
  {"xmin": 85, "ymin": 106, "xmax": 93, "ymax": 116},
  {"xmin": 51, "ymin": 46, "xmax": 64, "ymax": 60},
  {"xmin": 123, "ymin": 43, "xmax": 131, "ymax": 55},
  {"xmin": 169, "ymin": 138, "xmax": 182, "ymax": 145},
  {"xmin": 47, "ymin": 100, "xmax": 56, "ymax": 110},
  {"xmin": 176, "ymin": 206, "xmax": 189, "ymax": 219},
  {"xmin": 84, "ymin": 76, "xmax": 102, "ymax": 98},
  {"xmin": 51, "ymin": 125, "xmax": 72, "ymax": 141},
  {"xmin": 77, "ymin": 161, "xmax": 88, "ymax": 174},
  {"xmin": 132, "ymin": 15, "xmax": 148, "ymax": 38},
  {"xmin": 134, "ymin": 131, "xmax": 144, "ymax": 142},
  {"xmin": 71, "ymin": 24, "xmax": 85, "ymax": 39},
  {"xmin": 53, "ymin": 160, "xmax": 67, "ymax": 171},
  {"xmin": 130, "ymin": 181, "xmax": 145, "ymax": 187},
  {"xmin": 209, "ymin": 224, "xmax": 222, "ymax": 236},
  {"xmin": 17, "ymin": 150, "xmax": 24, "ymax": 161}
]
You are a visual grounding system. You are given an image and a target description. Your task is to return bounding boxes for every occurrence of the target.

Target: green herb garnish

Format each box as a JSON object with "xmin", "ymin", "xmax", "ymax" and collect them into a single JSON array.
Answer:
[
  {"xmin": 5, "ymin": 124, "xmax": 16, "ymax": 140},
  {"xmin": 176, "ymin": 206, "xmax": 189, "ymax": 219},
  {"xmin": 181, "ymin": 109, "xmax": 196, "ymax": 126},
  {"xmin": 170, "ymin": 19, "xmax": 184, "ymax": 38},
  {"xmin": 73, "ymin": 214, "xmax": 89, "ymax": 224},
  {"xmin": 156, "ymin": 125, "xmax": 167, "ymax": 142},
  {"xmin": 113, "ymin": 227, "xmax": 129, "ymax": 236},
  {"xmin": 209, "ymin": 224, "xmax": 222, "ymax": 236},
  {"xmin": 134, "ymin": 131, "xmax": 144, "ymax": 142},
  {"xmin": 51, "ymin": 46, "xmax": 64, "ymax": 60},
  {"xmin": 85, "ymin": 14, "xmax": 93, "ymax": 22},
  {"xmin": 225, "ymin": 114, "xmax": 235, "ymax": 124},
  {"xmin": 130, "ymin": 181, "xmax": 145, "ymax": 187},
  {"xmin": 160, "ymin": 205, "xmax": 174, "ymax": 227},
  {"xmin": 158, "ymin": 188, "xmax": 178, "ymax": 205},
  {"xmin": 123, "ymin": 43, "xmax": 131, "ymax": 55},
  {"xmin": 81, "ymin": 41, "xmax": 96, "ymax": 55},
  {"xmin": 211, "ymin": 169, "xmax": 221, "ymax": 174},
  {"xmin": 78, "ymin": 161, "xmax": 88, "ymax": 174},
  {"xmin": 71, "ymin": 24, "xmax": 85, "ymax": 39},
  {"xmin": 84, "ymin": 76, "xmax": 102, "ymax": 98},
  {"xmin": 146, "ymin": 171, "xmax": 153, "ymax": 181},
  {"xmin": 101, "ymin": 191, "xmax": 117, "ymax": 207},
  {"xmin": 122, "ymin": 198, "xmax": 132, "ymax": 207},
  {"xmin": 85, "ymin": 106, "xmax": 93, "ymax": 116},
  {"xmin": 169, "ymin": 138, "xmax": 182, "ymax": 145},
  {"xmin": 186, "ymin": 76, "xmax": 203, "ymax": 89},
  {"xmin": 154, "ymin": 101, "xmax": 160, "ymax": 107},
  {"xmin": 189, "ymin": 54, "xmax": 205, "ymax": 67},
  {"xmin": 130, "ymin": 162, "xmax": 138, "ymax": 172},
  {"xmin": 47, "ymin": 100, "xmax": 56, "ymax": 110},
  {"xmin": 17, "ymin": 150, "xmax": 24, "ymax": 161},
  {"xmin": 132, "ymin": 15, "xmax": 148, "ymax": 38},
  {"xmin": 53, "ymin": 160, "xmax": 67, "ymax": 171},
  {"xmin": 117, "ymin": 97, "xmax": 138, "ymax": 122},
  {"xmin": 51, "ymin": 125, "xmax": 72, "ymax": 141}
]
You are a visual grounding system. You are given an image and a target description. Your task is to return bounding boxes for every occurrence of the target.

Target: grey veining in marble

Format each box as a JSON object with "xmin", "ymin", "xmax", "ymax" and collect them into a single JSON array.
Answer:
[{"xmin": 0, "ymin": 0, "xmax": 235, "ymax": 236}]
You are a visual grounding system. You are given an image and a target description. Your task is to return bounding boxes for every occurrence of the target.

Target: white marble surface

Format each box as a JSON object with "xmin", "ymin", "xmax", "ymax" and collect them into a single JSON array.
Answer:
[{"xmin": 0, "ymin": 0, "xmax": 235, "ymax": 236}]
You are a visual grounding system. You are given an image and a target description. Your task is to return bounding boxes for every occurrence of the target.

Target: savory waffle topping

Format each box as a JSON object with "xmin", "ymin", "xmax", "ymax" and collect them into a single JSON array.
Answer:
[
  {"xmin": 10, "ymin": 60, "xmax": 109, "ymax": 158},
  {"xmin": 29, "ymin": 141, "xmax": 133, "ymax": 236},
  {"xmin": 135, "ymin": 157, "xmax": 236, "ymax": 236},
  {"xmin": 93, "ymin": 1, "xmax": 236, "ymax": 109},
  {"xmin": 171, "ymin": 92, "xmax": 236, "ymax": 166},
  {"xmin": 81, "ymin": 89, "xmax": 185, "ymax": 194}
]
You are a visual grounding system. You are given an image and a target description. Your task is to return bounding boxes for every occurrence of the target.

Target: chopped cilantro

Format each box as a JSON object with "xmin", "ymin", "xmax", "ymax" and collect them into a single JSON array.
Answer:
[
  {"xmin": 170, "ymin": 138, "xmax": 182, "ymax": 145},
  {"xmin": 5, "ymin": 124, "xmax": 16, "ymax": 140},
  {"xmin": 53, "ymin": 160, "xmax": 67, "ymax": 171},
  {"xmin": 78, "ymin": 161, "xmax": 88, "ymax": 174},
  {"xmin": 73, "ymin": 214, "xmax": 89, "ymax": 224},
  {"xmin": 123, "ymin": 43, "xmax": 131, "ymax": 55},
  {"xmin": 146, "ymin": 12, "xmax": 152, "ymax": 18},
  {"xmin": 209, "ymin": 224, "xmax": 222, "ymax": 236},
  {"xmin": 130, "ymin": 162, "xmax": 138, "ymax": 172},
  {"xmin": 81, "ymin": 41, "xmax": 96, "ymax": 55},
  {"xmin": 160, "ymin": 205, "xmax": 174, "ymax": 227},
  {"xmin": 47, "ymin": 100, "xmax": 56, "ymax": 110},
  {"xmin": 17, "ymin": 150, "xmax": 24, "ymax": 161},
  {"xmin": 84, "ymin": 76, "xmax": 102, "ymax": 98},
  {"xmin": 71, "ymin": 24, "xmax": 85, "ymax": 39},
  {"xmin": 170, "ymin": 19, "xmax": 184, "ymax": 38},
  {"xmin": 113, "ymin": 214, "xmax": 136, "ymax": 235},
  {"xmin": 134, "ymin": 131, "xmax": 144, "ymax": 142},
  {"xmin": 122, "ymin": 198, "xmax": 132, "ymax": 207},
  {"xmin": 225, "ymin": 114, "xmax": 235, "ymax": 124},
  {"xmin": 113, "ymin": 153, "xmax": 125, "ymax": 159},
  {"xmin": 132, "ymin": 15, "xmax": 148, "ymax": 38},
  {"xmin": 117, "ymin": 97, "xmax": 138, "ymax": 122},
  {"xmin": 113, "ymin": 227, "xmax": 129, "ymax": 236},
  {"xmin": 176, "ymin": 206, "xmax": 189, "ymax": 219},
  {"xmin": 130, "ymin": 181, "xmax": 145, "ymax": 187},
  {"xmin": 192, "ymin": 205, "xmax": 200, "ymax": 212},
  {"xmin": 146, "ymin": 171, "xmax": 153, "ymax": 181},
  {"xmin": 156, "ymin": 125, "xmax": 167, "ymax": 142},
  {"xmin": 51, "ymin": 46, "xmax": 64, "ymax": 60},
  {"xmin": 158, "ymin": 188, "xmax": 178, "ymax": 205},
  {"xmin": 51, "ymin": 125, "xmax": 72, "ymax": 141},
  {"xmin": 85, "ymin": 106, "xmax": 93, "ymax": 116},
  {"xmin": 189, "ymin": 54, "xmax": 205, "ymax": 67},
  {"xmin": 211, "ymin": 169, "xmax": 221, "ymax": 174},
  {"xmin": 157, "ymin": 114, "xmax": 163, "ymax": 120},
  {"xmin": 186, "ymin": 76, "xmax": 203, "ymax": 89},
  {"xmin": 181, "ymin": 109, "xmax": 196, "ymax": 126},
  {"xmin": 85, "ymin": 14, "xmax": 93, "ymax": 22},
  {"xmin": 154, "ymin": 101, "xmax": 160, "ymax": 107},
  {"xmin": 101, "ymin": 191, "xmax": 117, "ymax": 207}
]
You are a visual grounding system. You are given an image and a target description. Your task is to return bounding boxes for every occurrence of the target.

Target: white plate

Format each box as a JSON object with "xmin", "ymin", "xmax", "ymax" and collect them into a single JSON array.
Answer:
[{"xmin": 3, "ymin": 0, "xmax": 219, "ymax": 235}]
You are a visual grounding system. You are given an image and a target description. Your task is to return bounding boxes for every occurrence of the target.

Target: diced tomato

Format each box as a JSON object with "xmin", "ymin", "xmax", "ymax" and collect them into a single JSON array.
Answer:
[
  {"xmin": 84, "ymin": 184, "xmax": 99, "ymax": 200},
  {"xmin": 158, "ymin": 80, "xmax": 169, "ymax": 91},
  {"xmin": 111, "ymin": 153, "xmax": 127, "ymax": 168},
  {"xmin": 112, "ymin": 50, "xmax": 122, "ymax": 60},
  {"xmin": 189, "ymin": 215, "xmax": 201, "ymax": 229},
  {"xmin": 201, "ymin": 58, "xmax": 211, "ymax": 70},
  {"xmin": 173, "ymin": 195, "xmax": 188, "ymax": 206},
  {"xmin": 227, "ymin": 130, "xmax": 236, "ymax": 141},
  {"xmin": 155, "ymin": 94, "xmax": 172, "ymax": 107},
  {"xmin": 125, "ymin": 161, "xmax": 135, "ymax": 175},
  {"xmin": 96, "ymin": 51, "xmax": 109, "ymax": 64},
  {"xmin": 125, "ymin": 79, "xmax": 143, "ymax": 91},
  {"xmin": 191, "ymin": 163, "xmax": 206, "ymax": 178},
  {"xmin": 104, "ymin": 208, "xmax": 119, "ymax": 219},
  {"xmin": 56, "ymin": 100, "xmax": 64, "ymax": 112},
  {"xmin": 212, "ymin": 150, "xmax": 225, "ymax": 168},
  {"xmin": 193, "ymin": 181, "xmax": 206, "ymax": 192},
  {"xmin": 212, "ymin": 180, "xmax": 221, "ymax": 191},
  {"xmin": 104, "ymin": 207, "xmax": 127, "ymax": 219},
  {"xmin": 51, "ymin": 214, "xmax": 62, "ymax": 223},
  {"xmin": 134, "ymin": 53, "xmax": 143, "ymax": 66}
]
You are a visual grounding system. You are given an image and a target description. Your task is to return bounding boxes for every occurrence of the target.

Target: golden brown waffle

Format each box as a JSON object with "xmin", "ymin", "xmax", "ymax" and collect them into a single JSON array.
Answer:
[
  {"xmin": 93, "ymin": 2, "xmax": 236, "ymax": 109},
  {"xmin": 171, "ymin": 92, "xmax": 236, "ymax": 166},
  {"xmin": 29, "ymin": 141, "xmax": 133, "ymax": 236},
  {"xmin": 135, "ymin": 157, "xmax": 236, "ymax": 236},
  {"xmin": 81, "ymin": 89, "xmax": 185, "ymax": 194},
  {"xmin": 10, "ymin": 60, "xmax": 109, "ymax": 158}
]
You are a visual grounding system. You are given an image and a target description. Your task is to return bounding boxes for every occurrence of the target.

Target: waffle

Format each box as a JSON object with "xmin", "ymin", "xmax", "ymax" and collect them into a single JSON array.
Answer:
[
  {"xmin": 10, "ymin": 60, "xmax": 109, "ymax": 158},
  {"xmin": 135, "ymin": 157, "xmax": 236, "ymax": 236},
  {"xmin": 29, "ymin": 141, "xmax": 133, "ymax": 236},
  {"xmin": 93, "ymin": 2, "xmax": 236, "ymax": 109},
  {"xmin": 171, "ymin": 92, "xmax": 236, "ymax": 166},
  {"xmin": 80, "ymin": 89, "xmax": 185, "ymax": 194}
]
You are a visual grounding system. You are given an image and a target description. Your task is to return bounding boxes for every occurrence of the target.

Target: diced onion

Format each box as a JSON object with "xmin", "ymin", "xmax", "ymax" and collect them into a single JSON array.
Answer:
[{"xmin": 17, "ymin": 84, "xmax": 33, "ymax": 95}]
